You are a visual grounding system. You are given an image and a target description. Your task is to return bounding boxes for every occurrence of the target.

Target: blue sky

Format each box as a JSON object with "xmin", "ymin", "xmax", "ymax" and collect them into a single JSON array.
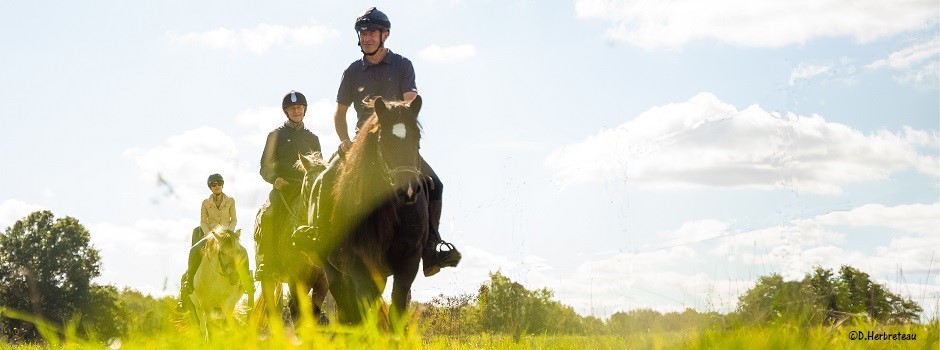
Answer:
[{"xmin": 1, "ymin": 1, "xmax": 938, "ymax": 318}]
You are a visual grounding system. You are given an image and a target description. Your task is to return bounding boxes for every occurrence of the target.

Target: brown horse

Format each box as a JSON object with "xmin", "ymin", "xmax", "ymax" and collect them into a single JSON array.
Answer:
[
  {"xmin": 295, "ymin": 96, "xmax": 428, "ymax": 325},
  {"xmin": 251, "ymin": 153, "xmax": 329, "ymax": 326}
]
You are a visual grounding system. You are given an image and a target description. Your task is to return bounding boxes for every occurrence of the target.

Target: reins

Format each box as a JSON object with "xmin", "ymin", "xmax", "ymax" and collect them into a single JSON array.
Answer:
[
  {"xmin": 207, "ymin": 233, "xmax": 239, "ymax": 286},
  {"xmin": 276, "ymin": 188, "xmax": 304, "ymax": 224}
]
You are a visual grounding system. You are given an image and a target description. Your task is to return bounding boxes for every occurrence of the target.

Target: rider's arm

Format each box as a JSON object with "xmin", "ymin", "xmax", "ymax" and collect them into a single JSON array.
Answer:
[
  {"xmin": 227, "ymin": 197, "xmax": 237, "ymax": 231},
  {"xmin": 260, "ymin": 131, "xmax": 278, "ymax": 184},
  {"xmin": 200, "ymin": 200, "xmax": 211, "ymax": 236},
  {"xmin": 334, "ymin": 103, "xmax": 352, "ymax": 150},
  {"xmin": 401, "ymin": 58, "xmax": 418, "ymax": 104}
]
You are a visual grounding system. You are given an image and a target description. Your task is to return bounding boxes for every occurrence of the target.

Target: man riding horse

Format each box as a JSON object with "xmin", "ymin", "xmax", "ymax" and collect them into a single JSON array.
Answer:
[
  {"xmin": 256, "ymin": 90, "xmax": 323, "ymax": 280},
  {"xmin": 331, "ymin": 7, "xmax": 461, "ymax": 277}
]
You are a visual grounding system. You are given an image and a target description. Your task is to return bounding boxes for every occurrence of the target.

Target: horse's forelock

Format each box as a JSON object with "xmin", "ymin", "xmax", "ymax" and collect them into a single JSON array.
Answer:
[{"xmin": 202, "ymin": 229, "xmax": 239, "ymax": 256}]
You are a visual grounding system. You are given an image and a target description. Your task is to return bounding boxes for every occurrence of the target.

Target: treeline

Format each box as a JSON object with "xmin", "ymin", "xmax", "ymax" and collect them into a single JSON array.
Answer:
[
  {"xmin": 416, "ymin": 271, "xmax": 725, "ymax": 338},
  {"xmin": 0, "ymin": 211, "xmax": 176, "ymax": 342},
  {"xmin": 734, "ymin": 266, "xmax": 923, "ymax": 326},
  {"xmin": 418, "ymin": 266, "xmax": 926, "ymax": 337}
]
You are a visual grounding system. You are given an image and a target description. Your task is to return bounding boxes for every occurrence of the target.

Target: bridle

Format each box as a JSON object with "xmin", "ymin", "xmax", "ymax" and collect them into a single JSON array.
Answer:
[
  {"xmin": 375, "ymin": 125, "xmax": 424, "ymax": 205},
  {"xmin": 212, "ymin": 234, "xmax": 240, "ymax": 286}
]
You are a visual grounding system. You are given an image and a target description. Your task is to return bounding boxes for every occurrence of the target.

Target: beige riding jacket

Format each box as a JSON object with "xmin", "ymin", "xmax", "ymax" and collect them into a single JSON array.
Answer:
[{"xmin": 201, "ymin": 193, "xmax": 237, "ymax": 235}]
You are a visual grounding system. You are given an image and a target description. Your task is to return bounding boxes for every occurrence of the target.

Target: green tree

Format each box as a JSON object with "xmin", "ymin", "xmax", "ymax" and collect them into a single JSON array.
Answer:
[
  {"xmin": 608, "ymin": 308, "xmax": 665, "ymax": 334},
  {"xmin": 477, "ymin": 272, "xmax": 529, "ymax": 340},
  {"xmin": 475, "ymin": 271, "xmax": 589, "ymax": 339},
  {"xmin": 735, "ymin": 273, "xmax": 819, "ymax": 325},
  {"xmin": 116, "ymin": 288, "xmax": 175, "ymax": 336},
  {"xmin": 0, "ymin": 211, "xmax": 118, "ymax": 341},
  {"xmin": 834, "ymin": 265, "xmax": 921, "ymax": 323},
  {"xmin": 418, "ymin": 293, "xmax": 476, "ymax": 336},
  {"xmin": 734, "ymin": 265, "xmax": 922, "ymax": 327},
  {"xmin": 79, "ymin": 285, "xmax": 126, "ymax": 339}
]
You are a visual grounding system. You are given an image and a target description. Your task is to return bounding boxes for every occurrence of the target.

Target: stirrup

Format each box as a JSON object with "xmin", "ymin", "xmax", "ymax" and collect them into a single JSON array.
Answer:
[{"xmin": 436, "ymin": 242, "xmax": 462, "ymax": 268}]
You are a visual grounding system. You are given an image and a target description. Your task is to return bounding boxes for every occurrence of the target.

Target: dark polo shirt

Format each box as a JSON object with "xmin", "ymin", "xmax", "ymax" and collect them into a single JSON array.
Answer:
[{"xmin": 336, "ymin": 49, "xmax": 417, "ymax": 128}]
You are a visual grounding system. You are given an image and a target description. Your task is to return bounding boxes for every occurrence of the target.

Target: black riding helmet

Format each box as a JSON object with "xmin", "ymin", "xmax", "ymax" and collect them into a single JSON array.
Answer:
[
  {"xmin": 282, "ymin": 90, "xmax": 307, "ymax": 117},
  {"xmin": 207, "ymin": 173, "xmax": 224, "ymax": 187},
  {"xmin": 355, "ymin": 7, "xmax": 390, "ymax": 32},
  {"xmin": 355, "ymin": 7, "xmax": 390, "ymax": 56}
]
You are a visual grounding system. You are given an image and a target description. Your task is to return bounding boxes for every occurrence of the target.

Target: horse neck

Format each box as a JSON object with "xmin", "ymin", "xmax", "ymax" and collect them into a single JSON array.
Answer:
[
  {"xmin": 340, "ymin": 132, "xmax": 388, "ymax": 204},
  {"xmin": 202, "ymin": 233, "xmax": 220, "ymax": 256},
  {"xmin": 334, "ymin": 131, "xmax": 405, "ymax": 254}
]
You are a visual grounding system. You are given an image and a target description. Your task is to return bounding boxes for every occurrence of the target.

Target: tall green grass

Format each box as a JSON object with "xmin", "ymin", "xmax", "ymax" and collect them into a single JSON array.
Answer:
[{"xmin": 2, "ymin": 304, "xmax": 937, "ymax": 349}]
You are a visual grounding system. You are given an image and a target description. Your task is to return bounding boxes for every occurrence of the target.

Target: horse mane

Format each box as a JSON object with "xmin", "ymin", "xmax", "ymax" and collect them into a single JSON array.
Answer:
[
  {"xmin": 202, "ymin": 229, "xmax": 236, "ymax": 257},
  {"xmin": 329, "ymin": 100, "xmax": 419, "ymax": 252},
  {"xmin": 330, "ymin": 115, "xmax": 393, "ymax": 243}
]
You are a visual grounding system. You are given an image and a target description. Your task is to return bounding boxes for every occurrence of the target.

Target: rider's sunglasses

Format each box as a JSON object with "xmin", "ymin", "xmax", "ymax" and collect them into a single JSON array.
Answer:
[{"xmin": 209, "ymin": 182, "xmax": 223, "ymax": 187}]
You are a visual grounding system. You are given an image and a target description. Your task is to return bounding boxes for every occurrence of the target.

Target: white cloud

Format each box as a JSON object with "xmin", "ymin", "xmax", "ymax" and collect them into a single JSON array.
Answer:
[
  {"xmin": 418, "ymin": 44, "xmax": 477, "ymax": 63},
  {"xmin": 714, "ymin": 200, "xmax": 938, "ymax": 277},
  {"xmin": 0, "ymin": 199, "xmax": 49, "ymax": 230},
  {"xmin": 236, "ymin": 106, "xmax": 285, "ymax": 147},
  {"xmin": 234, "ymin": 99, "xmax": 339, "ymax": 156},
  {"xmin": 867, "ymin": 37, "xmax": 940, "ymax": 88},
  {"xmin": 173, "ymin": 23, "xmax": 340, "ymax": 54},
  {"xmin": 575, "ymin": 0, "xmax": 939, "ymax": 50},
  {"xmin": 122, "ymin": 126, "xmax": 271, "ymax": 239},
  {"xmin": 812, "ymin": 202, "xmax": 940, "ymax": 235},
  {"xmin": 174, "ymin": 28, "xmax": 237, "ymax": 49},
  {"xmin": 568, "ymin": 250, "xmax": 749, "ymax": 314},
  {"xmin": 789, "ymin": 64, "xmax": 831, "ymax": 85},
  {"xmin": 657, "ymin": 219, "xmax": 729, "ymax": 248},
  {"xmin": 545, "ymin": 93, "xmax": 936, "ymax": 194},
  {"xmin": 411, "ymin": 198, "xmax": 939, "ymax": 317}
]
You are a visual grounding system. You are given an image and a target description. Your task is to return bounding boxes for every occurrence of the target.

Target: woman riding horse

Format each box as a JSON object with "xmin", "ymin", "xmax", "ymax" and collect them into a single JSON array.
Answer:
[{"xmin": 178, "ymin": 173, "xmax": 237, "ymax": 311}]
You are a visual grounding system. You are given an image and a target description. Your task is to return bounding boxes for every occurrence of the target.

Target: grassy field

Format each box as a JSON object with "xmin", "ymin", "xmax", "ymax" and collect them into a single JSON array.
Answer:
[{"xmin": 2, "ymin": 306, "xmax": 937, "ymax": 350}]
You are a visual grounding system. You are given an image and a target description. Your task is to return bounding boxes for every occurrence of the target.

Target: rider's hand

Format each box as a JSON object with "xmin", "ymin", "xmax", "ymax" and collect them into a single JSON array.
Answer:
[
  {"xmin": 274, "ymin": 178, "xmax": 288, "ymax": 190},
  {"xmin": 340, "ymin": 139, "xmax": 352, "ymax": 153}
]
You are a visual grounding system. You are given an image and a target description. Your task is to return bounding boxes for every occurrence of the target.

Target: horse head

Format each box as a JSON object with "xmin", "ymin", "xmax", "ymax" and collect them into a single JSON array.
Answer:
[
  {"xmin": 372, "ymin": 95, "xmax": 424, "ymax": 202},
  {"xmin": 296, "ymin": 152, "xmax": 326, "ymax": 220}
]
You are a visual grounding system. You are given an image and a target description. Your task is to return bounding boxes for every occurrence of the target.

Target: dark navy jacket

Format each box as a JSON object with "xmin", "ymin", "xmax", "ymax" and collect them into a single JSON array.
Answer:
[{"xmin": 260, "ymin": 122, "xmax": 321, "ymax": 185}]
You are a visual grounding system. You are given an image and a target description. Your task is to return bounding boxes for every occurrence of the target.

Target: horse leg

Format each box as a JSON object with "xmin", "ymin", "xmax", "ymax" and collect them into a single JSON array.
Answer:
[
  {"xmin": 255, "ymin": 280, "xmax": 283, "ymax": 329},
  {"xmin": 189, "ymin": 294, "xmax": 209, "ymax": 340},
  {"xmin": 387, "ymin": 194, "xmax": 429, "ymax": 327},
  {"xmin": 390, "ymin": 252, "xmax": 420, "ymax": 324},
  {"xmin": 310, "ymin": 268, "xmax": 329, "ymax": 324},
  {"xmin": 287, "ymin": 278, "xmax": 305, "ymax": 324},
  {"xmin": 349, "ymin": 257, "xmax": 387, "ymax": 324},
  {"xmin": 325, "ymin": 262, "xmax": 361, "ymax": 325},
  {"xmin": 294, "ymin": 267, "xmax": 329, "ymax": 324}
]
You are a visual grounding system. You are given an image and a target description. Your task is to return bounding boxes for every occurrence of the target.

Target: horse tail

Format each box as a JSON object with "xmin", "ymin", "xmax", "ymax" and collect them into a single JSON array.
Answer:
[{"xmin": 249, "ymin": 282, "xmax": 283, "ymax": 329}]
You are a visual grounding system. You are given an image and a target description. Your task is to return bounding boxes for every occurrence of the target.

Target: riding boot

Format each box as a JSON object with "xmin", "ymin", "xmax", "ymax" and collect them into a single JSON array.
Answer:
[
  {"xmin": 256, "ymin": 199, "xmax": 276, "ymax": 280},
  {"xmin": 177, "ymin": 240, "xmax": 204, "ymax": 310},
  {"xmin": 423, "ymin": 199, "xmax": 461, "ymax": 277}
]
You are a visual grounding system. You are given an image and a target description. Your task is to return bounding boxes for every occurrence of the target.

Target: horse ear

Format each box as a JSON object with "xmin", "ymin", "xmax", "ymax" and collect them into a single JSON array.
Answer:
[
  {"xmin": 374, "ymin": 97, "xmax": 387, "ymax": 116},
  {"xmin": 233, "ymin": 229, "xmax": 241, "ymax": 238},
  {"xmin": 297, "ymin": 153, "xmax": 308, "ymax": 173},
  {"xmin": 409, "ymin": 95, "xmax": 422, "ymax": 114}
]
